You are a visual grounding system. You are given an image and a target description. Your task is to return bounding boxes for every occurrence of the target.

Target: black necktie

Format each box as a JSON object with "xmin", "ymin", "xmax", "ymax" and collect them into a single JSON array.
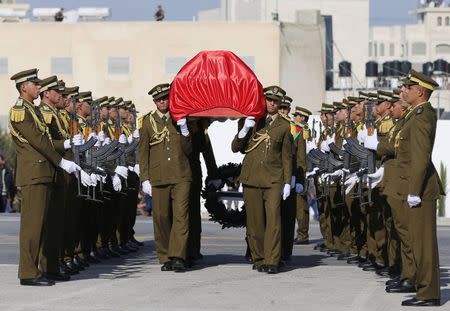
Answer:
[
  {"xmin": 161, "ymin": 115, "xmax": 167, "ymax": 124},
  {"xmin": 266, "ymin": 115, "xmax": 272, "ymax": 126}
]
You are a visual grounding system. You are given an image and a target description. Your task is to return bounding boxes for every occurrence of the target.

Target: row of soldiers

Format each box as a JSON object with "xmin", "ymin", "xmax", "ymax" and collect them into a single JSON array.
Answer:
[
  {"xmin": 289, "ymin": 69, "xmax": 440, "ymax": 307},
  {"xmin": 9, "ymin": 68, "xmax": 144, "ymax": 286}
]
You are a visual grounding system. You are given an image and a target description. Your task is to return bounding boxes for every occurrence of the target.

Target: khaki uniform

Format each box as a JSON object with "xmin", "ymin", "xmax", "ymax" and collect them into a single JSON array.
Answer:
[
  {"xmin": 294, "ymin": 125, "xmax": 309, "ymax": 243},
  {"xmin": 382, "ymin": 102, "xmax": 441, "ymax": 300},
  {"xmin": 232, "ymin": 114, "xmax": 293, "ymax": 266},
  {"xmin": 9, "ymin": 98, "xmax": 63, "ymax": 279},
  {"xmin": 38, "ymin": 102, "xmax": 70, "ymax": 274},
  {"xmin": 139, "ymin": 111, "xmax": 192, "ymax": 263}
]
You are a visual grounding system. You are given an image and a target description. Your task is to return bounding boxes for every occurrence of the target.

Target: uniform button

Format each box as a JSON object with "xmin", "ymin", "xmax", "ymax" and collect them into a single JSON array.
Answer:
[{"xmin": 168, "ymin": 158, "xmax": 171, "ymax": 161}]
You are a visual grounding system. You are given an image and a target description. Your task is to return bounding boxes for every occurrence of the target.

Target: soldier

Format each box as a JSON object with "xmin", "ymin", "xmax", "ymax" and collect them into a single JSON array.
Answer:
[
  {"xmin": 232, "ymin": 85, "xmax": 293, "ymax": 274},
  {"xmin": 292, "ymin": 106, "xmax": 312, "ymax": 245},
  {"xmin": 139, "ymin": 83, "xmax": 192, "ymax": 271},
  {"xmin": 363, "ymin": 70, "xmax": 441, "ymax": 306},
  {"xmin": 38, "ymin": 76, "xmax": 87, "ymax": 281},
  {"xmin": 8, "ymin": 69, "xmax": 84, "ymax": 286}
]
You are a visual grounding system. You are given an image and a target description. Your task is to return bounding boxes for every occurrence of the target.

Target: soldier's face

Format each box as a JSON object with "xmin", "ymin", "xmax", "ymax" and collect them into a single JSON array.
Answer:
[
  {"xmin": 80, "ymin": 102, "xmax": 90, "ymax": 116},
  {"xmin": 100, "ymin": 107, "xmax": 109, "ymax": 119},
  {"xmin": 320, "ymin": 112, "xmax": 327, "ymax": 123},
  {"xmin": 336, "ymin": 109, "xmax": 347, "ymax": 123},
  {"xmin": 326, "ymin": 113, "xmax": 334, "ymax": 126},
  {"xmin": 119, "ymin": 108, "xmax": 128, "ymax": 119},
  {"xmin": 400, "ymin": 84, "xmax": 420, "ymax": 104},
  {"xmin": 279, "ymin": 107, "xmax": 290, "ymax": 115},
  {"xmin": 265, "ymin": 98, "xmax": 281, "ymax": 115},
  {"xmin": 392, "ymin": 101, "xmax": 405, "ymax": 119},
  {"xmin": 376, "ymin": 101, "xmax": 391, "ymax": 115},
  {"xmin": 155, "ymin": 97, "xmax": 169, "ymax": 113},
  {"xmin": 48, "ymin": 90, "xmax": 62, "ymax": 106},
  {"xmin": 22, "ymin": 81, "xmax": 41, "ymax": 99},
  {"xmin": 293, "ymin": 115, "xmax": 304, "ymax": 123},
  {"xmin": 109, "ymin": 107, "xmax": 118, "ymax": 120}
]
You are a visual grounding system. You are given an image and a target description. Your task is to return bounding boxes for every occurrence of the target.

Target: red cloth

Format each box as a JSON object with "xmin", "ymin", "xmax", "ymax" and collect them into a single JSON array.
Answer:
[{"xmin": 169, "ymin": 50, "xmax": 266, "ymax": 121}]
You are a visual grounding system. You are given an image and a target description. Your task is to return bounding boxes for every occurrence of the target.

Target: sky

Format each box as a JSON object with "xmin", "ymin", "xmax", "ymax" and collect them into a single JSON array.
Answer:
[{"xmin": 17, "ymin": 0, "xmax": 422, "ymax": 25}]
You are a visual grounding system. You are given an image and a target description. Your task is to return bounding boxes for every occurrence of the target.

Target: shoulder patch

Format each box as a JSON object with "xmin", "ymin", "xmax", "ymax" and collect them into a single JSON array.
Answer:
[
  {"xmin": 41, "ymin": 110, "xmax": 53, "ymax": 124},
  {"xmin": 303, "ymin": 128, "xmax": 310, "ymax": 141},
  {"xmin": 10, "ymin": 106, "xmax": 25, "ymax": 123},
  {"xmin": 416, "ymin": 107, "xmax": 424, "ymax": 115}
]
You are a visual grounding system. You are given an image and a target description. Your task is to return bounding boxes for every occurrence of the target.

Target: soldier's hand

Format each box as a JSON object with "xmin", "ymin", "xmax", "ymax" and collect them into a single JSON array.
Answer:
[
  {"xmin": 364, "ymin": 131, "xmax": 379, "ymax": 151},
  {"xmin": 134, "ymin": 164, "xmax": 140, "ymax": 177},
  {"xmin": 72, "ymin": 133, "xmax": 83, "ymax": 146},
  {"xmin": 306, "ymin": 140, "xmax": 316, "ymax": 154},
  {"xmin": 357, "ymin": 126, "xmax": 368, "ymax": 144},
  {"xmin": 112, "ymin": 174, "xmax": 122, "ymax": 192},
  {"xmin": 103, "ymin": 137, "xmax": 111, "ymax": 145},
  {"xmin": 87, "ymin": 132, "xmax": 96, "ymax": 141},
  {"xmin": 282, "ymin": 184, "xmax": 291, "ymax": 200},
  {"xmin": 127, "ymin": 135, "xmax": 133, "ymax": 144},
  {"xmin": 320, "ymin": 140, "xmax": 330, "ymax": 153},
  {"xmin": 115, "ymin": 165, "xmax": 128, "ymax": 179},
  {"xmin": 119, "ymin": 134, "xmax": 127, "ymax": 144},
  {"xmin": 238, "ymin": 117, "xmax": 256, "ymax": 139},
  {"xmin": 407, "ymin": 194, "xmax": 421, "ymax": 208},
  {"xmin": 89, "ymin": 173, "xmax": 98, "ymax": 187},
  {"xmin": 97, "ymin": 131, "xmax": 106, "ymax": 142},
  {"xmin": 59, "ymin": 158, "xmax": 81, "ymax": 174},
  {"xmin": 306, "ymin": 167, "xmax": 319, "ymax": 178},
  {"xmin": 177, "ymin": 118, "xmax": 189, "ymax": 137},
  {"xmin": 142, "ymin": 180, "xmax": 152, "ymax": 196},
  {"xmin": 295, "ymin": 183, "xmax": 304, "ymax": 194},
  {"xmin": 79, "ymin": 170, "xmax": 93, "ymax": 187},
  {"xmin": 367, "ymin": 166, "xmax": 384, "ymax": 188},
  {"xmin": 132, "ymin": 129, "xmax": 140, "ymax": 138},
  {"xmin": 344, "ymin": 174, "xmax": 359, "ymax": 195}
]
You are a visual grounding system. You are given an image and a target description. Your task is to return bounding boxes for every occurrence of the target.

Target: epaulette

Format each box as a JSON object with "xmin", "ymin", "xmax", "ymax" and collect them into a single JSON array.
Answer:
[
  {"xmin": 278, "ymin": 113, "xmax": 292, "ymax": 123},
  {"xmin": 107, "ymin": 119, "xmax": 113, "ymax": 125},
  {"xmin": 303, "ymin": 128, "xmax": 311, "ymax": 141},
  {"xmin": 416, "ymin": 106, "xmax": 424, "ymax": 115},
  {"xmin": 137, "ymin": 116, "xmax": 144, "ymax": 130},
  {"xmin": 40, "ymin": 105, "xmax": 53, "ymax": 124},
  {"xmin": 10, "ymin": 98, "xmax": 25, "ymax": 122}
]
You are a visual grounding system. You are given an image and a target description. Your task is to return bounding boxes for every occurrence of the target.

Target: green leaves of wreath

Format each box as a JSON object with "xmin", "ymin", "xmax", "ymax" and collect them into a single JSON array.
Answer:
[{"xmin": 202, "ymin": 163, "xmax": 246, "ymax": 229}]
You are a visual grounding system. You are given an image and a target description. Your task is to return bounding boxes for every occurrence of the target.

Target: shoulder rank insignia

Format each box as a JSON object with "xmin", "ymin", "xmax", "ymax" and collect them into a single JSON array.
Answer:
[
  {"xmin": 303, "ymin": 128, "xmax": 311, "ymax": 141},
  {"xmin": 416, "ymin": 106, "xmax": 424, "ymax": 115},
  {"xmin": 137, "ymin": 116, "xmax": 144, "ymax": 130},
  {"xmin": 10, "ymin": 106, "xmax": 25, "ymax": 123},
  {"xmin": 40, "ymin": 106, "xmax": 53, "ymax": 124}
]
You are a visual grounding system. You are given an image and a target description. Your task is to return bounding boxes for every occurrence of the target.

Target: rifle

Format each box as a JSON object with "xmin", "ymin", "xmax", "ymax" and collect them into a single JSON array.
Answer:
[
  {"xmin": 330, "ymin": 113, "xmax": 335, "ymax": 136},
  {"xmin": 311, "ymin": 119, "xmax": 317, "ymax": 141}
]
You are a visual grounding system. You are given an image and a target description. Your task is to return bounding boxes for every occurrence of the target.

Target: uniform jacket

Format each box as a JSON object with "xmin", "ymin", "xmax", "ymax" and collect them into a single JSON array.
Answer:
[
  {"xmin": 139, "ymin": 111, "xmax": 192, "ymax": 186},
  {"xmin": 232, "ymin": 113, "xmax": 293, "ymax": 188},
  {"xmin": 9, "ymin": 98, "xmax": 63, "ymax": 186},
  {"xmin": 377, "ymin": 102, "xmax": 442, "ymax": 200}
]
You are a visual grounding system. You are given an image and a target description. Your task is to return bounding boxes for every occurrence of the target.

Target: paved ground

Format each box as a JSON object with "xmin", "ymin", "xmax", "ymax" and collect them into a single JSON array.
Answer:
[{"xmin": 0, "ymin": 213, "xmax": 449, "ymax": 311}]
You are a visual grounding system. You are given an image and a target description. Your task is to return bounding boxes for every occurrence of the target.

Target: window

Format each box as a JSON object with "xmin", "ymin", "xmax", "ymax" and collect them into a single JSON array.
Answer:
[
  {"xmin": 437, "ymin": 16, "xmax": 442, "ymax": 26},
  {"xmin": 165, "ymin": 57, "xmax": 188, "ymax": 74},
  {"xmin": 436, "ymin": 44, "xmax": 450, "ymax": 54},
  {"xmin": 374, "ymin": 43, "xmax": 378, "ymax": 57},
  {"xmin": 389, "ymin": 43, "xmax": 395, "ymax": 56},
  {"xmin": 411, "ymin": 42, "xmax": 426, "ymax": 55},
  {"xmin": 108, "ymin": 57, "xmax": 130, "ymax": 75},
  {"xmin": 51, "ymin": 57, "xmax": 72, "ymax": 74},
  {"xmin": 380, "ymin": 43, "xmax": 385, "ymax": 57},
  {"xmin": 445, "ymin": 16, "xmax": 449, "ymax": 26},
  {"xmin": 368, "ymin": 42, "xmax": 373, "ymax": 57},
  {"xmin": 0, "ymin": 57, "xmax": 7, "ymax": 74}
]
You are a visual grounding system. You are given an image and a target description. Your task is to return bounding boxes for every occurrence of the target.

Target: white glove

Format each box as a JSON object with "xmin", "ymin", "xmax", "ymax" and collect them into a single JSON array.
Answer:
[
  {"xmin": 90, "ymin": 173, "xmax": 98, "ymax": 187},
  {"xmin": 71, "ymin": 133, "xmax": 83, "ymax": 146},
  {"xmin": 330, "ymin": 169, "xmax": 343, "ymax": 177},
  {"xmin": 115, "ymin": 165, "xmax": 128, "ymax": 179},
  {"xmin": 119, "ymin": 134, "xmax": 127, "ymax": 144},
  {"xmin": 63, "ymin": 139, "xmax": 71, "ymax": 150},
  {"xmin": 103, "ymin": 137, "xmax": 111, "ymax": 145},
  {"xmin": 407, "ymin": 194, "xmax": 421, "ymax": 208},
  {"xmin": 127, "ymin": 135, "xmax": 133, "ymax": 144},
  {"xmin": 295, "ymin": 183, "xmax": 304, "ymax": 194},
  {"xmin": 112, "ymin": 174, "xmax": 122, "ymax": 192},
  {"xmin": 306, "ymin": 167, "xmax": 319, "ymax": 178},
  {"xmin": 101, "ymin": 175, "xmax": 107, "ymax": 184},
  {"xmin": 79, "ymin": 170, "xmax": 93, "ymax": 187},
  {"xmin": 364, "ymin": 130, "xmax": 379, "ymax": 151},
  {"xmin": 207, "ymin": 179, "xmax": 222, "ymax": 189},
  {"xmin": 97, "ymin": 131, "xmax": 106, "ymax": 142},
  {"xmin": 357, "ymin": 126, "xmax": 367, "ymax": 144},
  {"xmin": 367, "ymin": 166, "xmax": 384, "ymax": 188},
  {"xmin": 320, "ymin": 140, "xmax": 330, "ymax": 153},
  {"xmin": 326, "ymin": 133, "xmax": 335, "ymax": 145},
  {"xmin": 290, "ymin": 176, "xmax": 296, "ymax": 189},
  {"xmin": 134, "ymin": 164, "xmax": 140, "ymax": 176},
  {"xmin": 87, "ymin": 132, "xmax": 96, "ymax": 141},
  {"xmin": 132, "ymin": 129, "xmax": 139, "ymax": 138},
  {"xmin": 282, "ymin": 184, "xmax": 291, "ymax": 200},
  {"xmin": 142, "ymin": 180, "xmax": 152, "ymax": 196},
  {"xmin": 344, "ymin": 174, "xmax": 359, "ymax": 195},
  {"xmin": 238, "ymin": 117, "xmax": 256, "ymax": 139},
  {"xmin": 58, "ymin": 158, "xmax": 81, "ymax": 174},
  {"xmin": 306, "ymin": 140, "xmax": 316, "ymax": 154},
  {"xmin": 177, "ymin": 118, "xmax": 189, "ymax": 137},
  {"xmin": 128, "ymin": 165, "xmax": 134, "ymax": 172}
]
